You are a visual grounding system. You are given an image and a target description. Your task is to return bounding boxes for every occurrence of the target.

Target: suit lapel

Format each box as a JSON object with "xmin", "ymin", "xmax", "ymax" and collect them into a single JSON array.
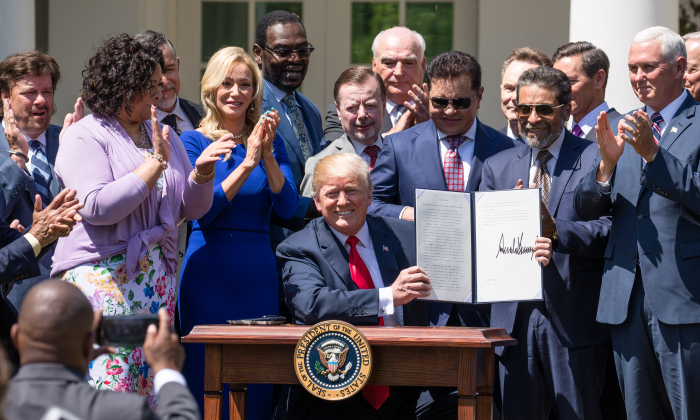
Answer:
[
  {"xmin": 414, "ymin": 121, "xmax": 448, "ymax": 190},
  {"xmin": 466, "ymin": 120, "xmax": 491, "ymax": 192},
  {"xmin": 658, "ymin": 95, "xmax": 696, "ymax": 151},
  {"xmin": 380, "ymin": 111, "xmax": 393, "ymax": 134},
  {"xmin": 367, "ymin": 216, "xmax": 403, "ymax": 326},
  {"xmin": 317, "ymin": 221, "xmax": 356, "ymax": 291},
  {"xmin": 336, "ymin": 135, "xmax": 356, "ymax": 154},
  {"xmin": 547, "ymin": 132, "xmax": 580, "ymax": 215},
  {"xmin": 264, "ymin": 87, "xmax": 305, "ymax": 164},
  {"xmin": 179, "ymin": 98, "xmax": 203, "ymax": 127},
  {"xmin": 511, "ymin": 144, "xmax": 531, "ymax": 188}
]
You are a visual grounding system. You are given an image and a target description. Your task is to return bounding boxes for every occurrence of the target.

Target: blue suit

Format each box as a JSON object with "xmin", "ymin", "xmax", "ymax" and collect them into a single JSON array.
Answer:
[
  {"xmin": 369, "ymin": 118, "xmax": 518, "ymax": 327},
  {"xmin": 272, "ymin": 215, "xmax": 455, "ymax": 420},
  {"xmin": 482, "ymin": 131, "xmax": 610, "ymax": 420},
  {"xmin": 0, "ymin": 124, "xmax": 61, "ymax": 313},
  {"xmin": 574, "ymin": 92, "xmax": 700, "ymax": 419}
]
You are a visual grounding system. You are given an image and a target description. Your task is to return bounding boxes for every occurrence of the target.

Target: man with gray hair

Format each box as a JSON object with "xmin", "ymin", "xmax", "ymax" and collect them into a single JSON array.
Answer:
[
  {"xmin": 324, "ymin": 27, "xmax": 431, "ymax": 142},
  {"xmin": 482, "ymin": 66, "xmax": 610, "ymax": 420},
  {"xmin": 575, "ymin": 26, "xmax": 700, "ymax": 419},
  {"xmin": 683, "ymin": 31, "xmax": 700, "ymax": 101}
]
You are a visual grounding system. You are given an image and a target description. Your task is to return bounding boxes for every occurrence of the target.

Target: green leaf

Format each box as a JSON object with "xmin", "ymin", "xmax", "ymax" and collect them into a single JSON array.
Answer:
[
  {"xmin": 134, "ymin": 274, "xmax": 144, "ymax": 285},
  {"xmin": 109, "ymin": 255, "xmax": 124, "ymax": 263},
  {"xmin": 148, "ymin": 270, "xmax": 155, "ymax": 281},
  {"xmin": 153, "ymin": 246, "xmax": 161, "ymax": 252},
  {"xmin": 133, "ymin": 301, "xmax": 143, "ymax": 309},
  {"xmin": 128, "ymin": 290, "xmax": 134, "ymax": 301},
  {"xmin": 315, "ymin": 360, "xmax": 324, "ymax": 375},
  {"xmin": 101, "ymin": 269, "xmax": 109, "ymax": 275}
]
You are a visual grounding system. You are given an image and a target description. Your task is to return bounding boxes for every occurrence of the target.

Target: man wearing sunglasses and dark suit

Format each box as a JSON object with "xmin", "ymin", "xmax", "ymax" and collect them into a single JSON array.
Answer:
[
  {"xmin": 481, "ymin": 66, "xmax": 611, "ymax": 420},
  {"xmin": 369, "ymin": 51, "xmax": 519, "ymax": 328}
]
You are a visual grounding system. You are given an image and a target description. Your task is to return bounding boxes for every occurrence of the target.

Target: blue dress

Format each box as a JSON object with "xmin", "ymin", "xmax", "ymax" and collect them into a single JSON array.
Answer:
[{"xmin": 178, "ymin": 130, "xmax": 298, "ymax": 420}]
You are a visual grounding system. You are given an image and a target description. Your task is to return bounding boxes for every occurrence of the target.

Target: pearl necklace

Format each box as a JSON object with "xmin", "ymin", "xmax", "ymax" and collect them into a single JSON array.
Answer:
[
  {"xmin": 133, "ymin": 123, "xmax": 151, "ymax": 149},
  {"xmin": 230, "ymin": 125, "xmax": 247, "ymax": 140}
]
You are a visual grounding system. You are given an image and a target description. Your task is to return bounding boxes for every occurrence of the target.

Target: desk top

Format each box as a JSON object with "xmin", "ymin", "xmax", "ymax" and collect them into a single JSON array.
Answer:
[{"xmin": 182, "ymin": 324, "xmax": 516, "ymax": 348}]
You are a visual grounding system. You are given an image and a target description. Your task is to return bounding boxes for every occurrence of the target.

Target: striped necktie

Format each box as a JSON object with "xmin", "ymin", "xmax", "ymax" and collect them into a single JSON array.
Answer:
[
  {"xmin": 282, "ymin": 93, "xmax": 312, "ymax": 160},
  {"xmin": 651, "ymin": 112, "xmax": 664, "ymax": 144},
  {"xmin": 29, "ymin": 140, "xmax": 52, "ymax": 206},
  {"xmin": 394, "ymin": 105, "xmax": 406, "ymax": 123}
]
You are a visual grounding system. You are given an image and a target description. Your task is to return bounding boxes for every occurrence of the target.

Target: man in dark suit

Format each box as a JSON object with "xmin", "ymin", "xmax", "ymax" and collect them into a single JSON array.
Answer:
[
  {"xmin": 482, "ymin": 66, "xmax": 611, "ymax": 420},
  {"xmin": 0, "ymin": 51, "xmax": 82, "ymax": 314},
  {"xmin": 553, "ymin": 42, "xmax": 621, "ymax": 141},
  {"xmin": 369, "ymin": 50, "xmax": 518, "ymax": 327},
  {"xmin": 324, "ymin": 27, "xmax": 431, "ymax": 142},
  {"xmin": 574, "ymin": 26, "xmax": 700, "ymax": 419},
  {"xmin": 2, "ymin": 280, "xmax": 199, "ymax": 420},
  {"xmin": 499, "ymin": 47, "xmax": 552, "ymax": 142}
]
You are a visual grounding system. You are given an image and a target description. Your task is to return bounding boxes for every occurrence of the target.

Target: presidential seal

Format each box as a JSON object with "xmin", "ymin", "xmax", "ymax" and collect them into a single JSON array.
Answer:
[{"xmin": 294, "ymin": 320, "xmax": 373, "ymax": 401}]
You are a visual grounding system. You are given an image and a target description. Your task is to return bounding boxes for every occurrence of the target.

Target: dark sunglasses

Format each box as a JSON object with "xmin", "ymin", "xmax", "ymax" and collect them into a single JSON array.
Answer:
[
  {"xmin": 430, "ymin": 90, "xmax": 480, "ymax": 110},
  {"xmin": 264, "ymin": 44, "xmax": 315, "ymax": 59},
  {"xmin": 516, "ymin": 103, "xmax": 565, "ymax": 117}
]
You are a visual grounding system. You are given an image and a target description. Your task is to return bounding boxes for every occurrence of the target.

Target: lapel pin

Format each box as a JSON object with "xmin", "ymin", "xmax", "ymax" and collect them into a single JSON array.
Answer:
[
  {"xmin": 671, "ymin": 127, "xmax": 678, "ymax": 133},
  {"xmin": 383, "ymin": 245, "xmax": 389, "ymax": 252}
]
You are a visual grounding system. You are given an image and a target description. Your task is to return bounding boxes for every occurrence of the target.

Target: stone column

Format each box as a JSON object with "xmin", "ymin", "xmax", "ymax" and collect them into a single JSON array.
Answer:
[{"xmin": 0, "ymin": 0, "xmax": 35, "ymax": 61}]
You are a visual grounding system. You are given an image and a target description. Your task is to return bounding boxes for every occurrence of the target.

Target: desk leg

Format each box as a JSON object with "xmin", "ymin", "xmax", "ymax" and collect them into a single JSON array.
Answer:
[
  {"xmin": 204, "ymin": 344, "xmax": 223, "ymax": 420},
  {"xmin": 457, "ymin": 348, "xmax": 476, "ymax": 420},
  {"xmin": 229, "ymin": 384, "xmax": 247, "ymax": 420},
  {"xmin": 475, "ymin": 348, "xmax": 495, "ymax": 420}
]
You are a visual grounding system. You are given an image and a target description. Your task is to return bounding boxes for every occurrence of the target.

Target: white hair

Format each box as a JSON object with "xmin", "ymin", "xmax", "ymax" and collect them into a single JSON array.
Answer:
[
  {"xmin": 371, "ymin": 27, "xmax": 426, "ymax": 59},
  {"xmin": 683, "ymin": 31, "xmax": 700, "ymax": 41},
  {"xmin": 632, "ymin": 26, "xmax": 686, "ymax": 63}
]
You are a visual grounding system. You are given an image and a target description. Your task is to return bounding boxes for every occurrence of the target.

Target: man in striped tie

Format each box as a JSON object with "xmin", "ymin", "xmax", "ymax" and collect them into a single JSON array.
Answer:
[{"xmin": 0, "ymin": 51, "xmax": 82, "ymax": 314}]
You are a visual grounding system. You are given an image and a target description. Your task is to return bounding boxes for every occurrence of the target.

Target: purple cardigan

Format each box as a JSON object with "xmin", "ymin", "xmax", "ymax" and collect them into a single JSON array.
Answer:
[{"xmin": 51, "ymin": 115, "xmax": 214, "ymax": 280}]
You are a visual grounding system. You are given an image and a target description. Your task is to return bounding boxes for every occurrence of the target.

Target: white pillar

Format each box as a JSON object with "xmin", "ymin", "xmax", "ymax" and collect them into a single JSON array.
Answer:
[
  {"xmin": 0, "ymin": 0, "xmax": 35, "ymax": 61},
  {"xmin": 569, "ymin": 0, "xmax": 679, "ymax": 114}
]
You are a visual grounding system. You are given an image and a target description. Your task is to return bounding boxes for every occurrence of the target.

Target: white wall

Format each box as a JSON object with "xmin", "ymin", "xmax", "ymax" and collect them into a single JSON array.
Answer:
[
  {"xmin": 0, "ymin": 0, "xmax": 35, "ymax": 62},
  {"xmin": 569, "ymin": 0, "xmax": 679, "ymax": 115}
]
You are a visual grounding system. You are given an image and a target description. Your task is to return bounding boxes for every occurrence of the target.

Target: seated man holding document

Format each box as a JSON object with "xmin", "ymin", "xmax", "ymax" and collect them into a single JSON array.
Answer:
[{"xmin": 480, "ymin": 66, "xmax": 611, "ymax": 420}]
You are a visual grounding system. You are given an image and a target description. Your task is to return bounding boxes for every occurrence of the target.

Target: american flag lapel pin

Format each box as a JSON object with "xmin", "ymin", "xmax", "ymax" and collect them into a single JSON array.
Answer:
[
  {"xmin": 671, "ymin": 127, "xmax": 678, "ymax": 133},
  {"xmin": 383, "ymin": 245, "xmax": 389, "ymax": 252}
]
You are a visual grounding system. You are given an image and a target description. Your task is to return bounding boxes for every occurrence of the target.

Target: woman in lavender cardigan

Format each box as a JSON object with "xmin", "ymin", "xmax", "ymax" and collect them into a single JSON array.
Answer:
[{"xmin": 51, "ymin": 34, "xmax": 233, "ymax": 406}]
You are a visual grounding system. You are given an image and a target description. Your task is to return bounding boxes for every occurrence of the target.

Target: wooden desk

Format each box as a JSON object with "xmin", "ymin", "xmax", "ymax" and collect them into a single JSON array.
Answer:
[{"xmin": 182, "ymin": 325, "xmax": 516, "ymax": 420}]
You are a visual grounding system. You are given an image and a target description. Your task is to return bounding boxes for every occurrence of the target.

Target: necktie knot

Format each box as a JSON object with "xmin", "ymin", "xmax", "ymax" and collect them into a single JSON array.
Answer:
[
  {"xmin": 346, "ymin": 236, "xmax": 360, "ymax": 248},
  {"xmin": 363, "ymin": 145, "xmax": 380, "ymax": 159},
  {"xmin": 29, "ymin": 140, "xmax": 42, "ymax": 151},
  {"xmin": 162, "ymin": 114, "xmax": 181, "ymax": 135},
  {"xmin": 651, "ymin": 112, "xmax": 664, "ymax": 143},
  {"xmin": 446, "ymin": 135, "xmax": 467, "ymax": 149},
  {"xmin": 651, "ymin": 112, "xmax": 664, "ymax": 124},
  {"xmin": 282, "ymin": 93, "xmax": 296, "ymax": 107},
  {"xmin": 536, "ymin": 150, "xmax": 554, "ymax": 166},
  {"xmin": 571, "ymin": 124, "xmax": 583, "ymax": 137}
]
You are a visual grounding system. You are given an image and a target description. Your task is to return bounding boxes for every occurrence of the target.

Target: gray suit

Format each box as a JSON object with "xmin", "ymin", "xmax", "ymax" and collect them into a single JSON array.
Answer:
[
  {"xmin": 2, "ymin": 363, "xmax": 200, "ymax": 420},
  {"xmin": 299, "ymin": 134, "xmax": 358, "ymax": 197},
  {"xmin": 582, "ymin": 108, "xmax": 621, "ymax": 142},
  {"xmin": 324, "ymin": 102, "xmax": 393, "ymax": 143}
]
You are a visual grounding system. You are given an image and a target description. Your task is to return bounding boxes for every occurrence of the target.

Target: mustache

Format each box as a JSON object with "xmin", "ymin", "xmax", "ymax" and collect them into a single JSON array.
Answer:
[
  {"xmin": 161, "ymin": 83, "xmax": 176, "ymax": 91},
  {"xmin": 30, "ymin": 106, "xmax": 49, "ymax": 113},
  {"xmin": 522, "ymin": 122, "xmax": 549, "ymax": 133}
]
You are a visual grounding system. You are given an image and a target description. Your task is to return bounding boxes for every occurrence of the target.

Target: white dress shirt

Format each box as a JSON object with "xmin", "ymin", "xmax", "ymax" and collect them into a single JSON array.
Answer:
[
  {"xmin": 328, "ymin": 222, "xmax": 398, "ymax": 326},
  {"xmin": 153, "ymin": 368, "xmax": 188, "ymax": 395},
  {"xmin": 265, "ymin": 80, "xmax": 315, "ymax": 153},
  {"xmin": 386, "ymin": 99, "xmax": 414, "ymax": 126},
  {"xmin": 2, "ymin": 120, "xmax": 47, "ymax": 174},
  {"xmin": 157, "ymin": 97, "xmax": 196, "ymax": 133},
  {"xmin": 573, "ymin": 101, "xmax": 609, "ymax": 137},
  {"xmin": 349, "ymin": 136, "xmax": 384, "ymax": 166},
  {"xmin": 528, "ymin": 128, "xmax": 565, "ymax": 185}
]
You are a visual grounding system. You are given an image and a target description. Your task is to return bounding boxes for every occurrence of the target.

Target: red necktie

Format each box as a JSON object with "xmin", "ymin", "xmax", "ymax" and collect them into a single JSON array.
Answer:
[
  {"xmin": 346, "ymin": 236, "xmax": 390, "ymax": 410},
  {"xmin": 443, "ymin": 135, "xmax": 467, "ymax": 191},
  {"xmin": 363, "ymin": 145, "xmax": 380, "ymax": 170}
]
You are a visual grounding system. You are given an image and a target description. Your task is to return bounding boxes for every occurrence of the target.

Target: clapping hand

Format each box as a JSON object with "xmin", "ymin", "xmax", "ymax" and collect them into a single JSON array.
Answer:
[
  {"xmin": 405, "ymin": 83, "xmax": 431, "ymax": 124},
  {"xmin": 28, "ymin": 188, "xmax": 84, "ymax": 248},
  {"xmin": 193, "ymin": 133, "xmax": 235, "ymax": 179},
  {"xmin": 59, "ymin": 98, "xmax": 85, "ymax": 143},
  {"xmin": 595, "ymin": 111, "xmax": 626, "ymax": 181},
  {"xmin": 618, "ymin": 110, "xmax": 659, "ymax": 162},
  {"xmin": 3, "ymin": 98, "xmax": 29, "ymax": 169},
  {"xmin": 261, "ymin": 110, "xmax": 281, "ymax": 156},
  {"xmin": 150, "ymin": 105, "xmax": 171, "ymax": 164}
]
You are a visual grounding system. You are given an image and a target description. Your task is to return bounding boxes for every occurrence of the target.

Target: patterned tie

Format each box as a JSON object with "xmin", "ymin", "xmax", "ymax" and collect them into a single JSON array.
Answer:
[
  {"xmin": 161, "ymin": 114, "xmax": 182, "ymax": 136},
  {"xmin": 345, "ymin": 236, "xmax": 390, "ymax": 409},
  {"xmin": 651, "ymin": 112, "xmax": 664, "ymax": 144},
  {"xmin": 394, "ymin": 104, "xmax": 406, "ymax": 124},
  {"xmin": 282, "ymin": 94, "xmax": 312, "ymax": 160},
  {"xmin": 535, "ymin": 150, "xmax": 554, "ymax": 206},
  {"xmin": 363, "ymin": 145, "xmax": 380, "ymax": 170},
  {"xmin": 29, "ymin": 140, "xmax": 52, "ymax": 207},
  {"xmin": 443, "ymin": 136, "xmax": 467, "ymax": 191},
  {"xmin": 571, "ymin": 124, "xmax": 583, "ymax": 137}
]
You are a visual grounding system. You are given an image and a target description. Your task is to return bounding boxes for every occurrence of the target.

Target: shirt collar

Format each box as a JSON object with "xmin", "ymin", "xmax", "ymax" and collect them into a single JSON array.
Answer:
[
  {"xmin": 649, "ymin": 89, "xmax": 688, "ymax": 126},
  {"xmin": 386, "ymin": 99, "xmax": 413, "ymax": 115},
  {"xmin": 576, "ymin": 101, "xmax": 610, "ymax": 134},
  {"xmin": 506, "ymin": 124, "xmax": 519, "ymax": 140},
  {"xmin": 437, "ymin": 117, "xmax": 478, "ymax": 141},
  {"xmin": 531, "ymin": 127, "xmax": 565, "ymax": 165},
  {"xmin": 328, "ymin": 221, "xmax": 372, "ymax": 250},
  {"xmin": 157, "ymin": 97, "xmax": 186, "ymax": 122},
  {"xmin": 1, "ymin": 120, "xmax": 47, "ymax": 146},
  {"xmin": 265, "ymin": 80, "xmax": 298, "ymax": 106},
  {"xmin": 349, "ymin": 135, "xmax": 384, "ymax": 155}
]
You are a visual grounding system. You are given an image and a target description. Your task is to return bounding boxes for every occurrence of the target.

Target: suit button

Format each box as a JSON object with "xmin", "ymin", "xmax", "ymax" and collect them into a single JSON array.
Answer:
[{"xmin": 637, "ymin": 215, "xmax": 644, "ymax": 221}]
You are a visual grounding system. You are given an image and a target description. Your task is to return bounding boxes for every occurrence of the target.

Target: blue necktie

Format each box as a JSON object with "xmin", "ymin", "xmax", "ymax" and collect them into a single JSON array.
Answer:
[
  {"xmin": 651, "ymin": 112, "xmax": 663, "ymax": 143},
  {"xmin": 282, "ymin": 93, "xmax": 312, "ymax": 160},
  {"xmin": 29, "ymin": 140, "xmax": 52, "ymax": 207}
]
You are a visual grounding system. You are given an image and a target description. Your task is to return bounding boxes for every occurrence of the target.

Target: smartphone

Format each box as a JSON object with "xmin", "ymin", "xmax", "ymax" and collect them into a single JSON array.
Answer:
[
  {"xmin": 227, "ymin": 315, "xmax": 287, "ymax": 325},
  {"xmin": 98, "ymin": 314, "xmax": 159, "ymax": 346}
]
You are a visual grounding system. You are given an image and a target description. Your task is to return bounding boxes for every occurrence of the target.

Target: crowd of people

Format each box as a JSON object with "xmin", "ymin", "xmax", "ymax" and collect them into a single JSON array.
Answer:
[{"xmin": 1, "ymin": 8, "xmax": 700, "ymax": 420}]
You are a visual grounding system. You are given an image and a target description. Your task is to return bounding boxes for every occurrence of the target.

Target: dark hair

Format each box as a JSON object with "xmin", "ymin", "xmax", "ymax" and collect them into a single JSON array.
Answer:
[
  {"xmin": 0, "ymin": 51, "xmax": 61, "ymax": 117},
  {"xmin": 333, "ymin": 66, "xmax": 386, "ymax": 103},
  {"xmin": 552, "ymin": 41, "xmax": 610, "ymax": 90},
  {"xmin": 516, "ymin": 66, "xmax": 572, "ymax": 106},
  {"xmin": 255, "ymin": 10, "xmax": 305, "ymax": 47},
  {"xmin": 501, "ymin": 47, "xmax": 552, "ymax": 77},
  {"xmin": 426, "ymin": 51, "xmax": 481, "ymax": 91},
  {"xmin": 134, "ymin": 29, "xmax": 177, "ymax": 58},
  {"xmin": 81, "ymin": 34, "xmax": 164, "ymax": 118}
]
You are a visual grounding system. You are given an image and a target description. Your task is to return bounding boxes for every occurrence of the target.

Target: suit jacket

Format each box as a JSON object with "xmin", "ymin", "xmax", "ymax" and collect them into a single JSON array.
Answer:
[
  {"xmin": 277, "ymin": 214, "xmax": 428, "ymax": 326},
  {"xmin": 262, "ymin": 83, "xmax": 323, "ymax": 236},
  {"xmin": 499, "ymin": 125, "xmax": 508, "ymax": 136},
  {"xmin": 369, "ymin": 119, "xmax": 519, "ymax": 217},
  {"xmin": 324, "ymin": 102, "xmax": 393, "ymax": 144},
  {"xmin": 482, "ymin": 132, "xmax": 611, "ymax": 354},
  {"xmin": 575, "ymin": 93, "xmax": 700, "ymax": 325},
  {"xmin": 2, "ymin": 363, "xmax": 200, "ymax": 420},
  {"xmin": 178, "ymin": 97, "xmax": 204, "ymax": 129},
  {"xmin": 582, "ymin": 107, "xmax": 621, "ymax": 142},
  {"xmin": 299, "ymin": 134, "xmax": 357, "ymax": 197}
]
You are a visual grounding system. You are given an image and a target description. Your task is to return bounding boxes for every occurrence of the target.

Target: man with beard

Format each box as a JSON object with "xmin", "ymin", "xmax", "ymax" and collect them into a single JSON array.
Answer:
[
  {"xmin": 0, "ymin": 51, "xmax": 82, "ymax": 314},
  {"xmin": 481, "ymin": 66, "xmax": 611, "ymax": 420},
  {"xmin": 300, "ymin": 67, "xmax": 386, "ymax": 197}
]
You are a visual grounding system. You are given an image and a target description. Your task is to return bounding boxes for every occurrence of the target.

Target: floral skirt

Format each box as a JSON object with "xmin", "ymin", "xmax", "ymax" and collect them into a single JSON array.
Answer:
[{"xmin": 61, "ymin": 242, "xmax": 175, "ymax": 409}]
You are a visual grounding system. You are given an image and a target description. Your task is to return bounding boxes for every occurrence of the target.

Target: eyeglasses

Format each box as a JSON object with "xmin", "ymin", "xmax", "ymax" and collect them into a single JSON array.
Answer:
[
  {"xmin": 264, "ymin": 44, "xmax": 315, "ymax": 59},
  {"xmin": 516, "ymin": 103, "xmax": 566, "ymax": 117},
  {"xmin": 430, "ymin": 90, "xmax": 481, "ymax": 110}
]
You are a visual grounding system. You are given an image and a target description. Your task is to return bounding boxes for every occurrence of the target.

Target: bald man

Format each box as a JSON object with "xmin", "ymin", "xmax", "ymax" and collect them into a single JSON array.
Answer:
[{"xmin": 2, "ymin": 280, "xmax": 199, "ymax": 420}]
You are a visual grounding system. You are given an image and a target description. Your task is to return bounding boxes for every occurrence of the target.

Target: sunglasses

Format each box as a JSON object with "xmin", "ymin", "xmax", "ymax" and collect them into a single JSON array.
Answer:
[
  {"xmin": 264, "ymin": 45, "xmax": 315, "ymax": 59},
  {"xmin": 516, "ymin": 103, "xmax": 566, "ymax": 117},
  {"xmin": 430, "ymin": 90, "xmax": 480, "ymax": 110}
]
